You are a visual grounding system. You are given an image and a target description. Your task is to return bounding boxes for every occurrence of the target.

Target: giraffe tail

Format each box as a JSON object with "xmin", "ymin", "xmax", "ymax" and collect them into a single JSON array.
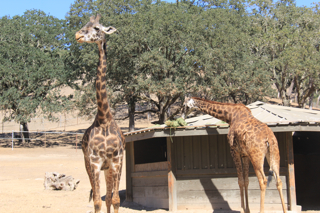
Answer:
[
  {"xmin": 89, "ymin": 189, "xmax": 93, "ymax": 202},
  {"xmin": 267, "ymin": 170, "xmax": 273, "ymax": 187},
  {"xmin": 267, "ymin": 134, "xmax": 280, "ymax": 187}
]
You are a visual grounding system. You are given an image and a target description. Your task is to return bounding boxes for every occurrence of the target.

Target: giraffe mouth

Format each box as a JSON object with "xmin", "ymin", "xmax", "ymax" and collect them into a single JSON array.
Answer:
[
  {"xmin": 76, "ymin": 36, "xmax": 84, "ymax": 42},
  {"xmin": 75, "ymin": 33, "xmax": 84, "ymax": 43}
]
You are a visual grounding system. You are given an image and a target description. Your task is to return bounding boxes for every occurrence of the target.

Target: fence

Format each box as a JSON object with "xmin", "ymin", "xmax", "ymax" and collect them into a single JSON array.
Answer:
[
  {"xmin": 0, "ymin": 130, "xmax": 84, "ymax": 151},
  {"xmin": 0, "ymin": 112, "xmax": 93, "ymax": 133}
]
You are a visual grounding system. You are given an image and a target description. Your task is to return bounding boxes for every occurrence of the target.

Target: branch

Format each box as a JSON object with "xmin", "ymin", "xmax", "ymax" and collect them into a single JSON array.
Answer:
[{"xmin": 115, "ymin": 109, "xmax": 158, "ymax": 121}]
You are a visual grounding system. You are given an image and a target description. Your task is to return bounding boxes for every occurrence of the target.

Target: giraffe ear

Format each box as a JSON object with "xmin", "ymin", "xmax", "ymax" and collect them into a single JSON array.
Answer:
[
  {"xmin": 95, "ymin": 14, "xmax": 101, "ymax": 23},
  {"xmin": 101, "ymin": 26, "xmax": 117, "ymax": 34},
  {"xmin": 90, "ymin": 16, "xmax": 95, "ymax": 22}
]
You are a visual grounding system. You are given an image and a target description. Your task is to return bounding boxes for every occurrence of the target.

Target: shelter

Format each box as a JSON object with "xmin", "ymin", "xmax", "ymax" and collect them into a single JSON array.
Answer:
[{"xmin": 124, "ymin": 101, "xmax": 320, "ymax": 212}]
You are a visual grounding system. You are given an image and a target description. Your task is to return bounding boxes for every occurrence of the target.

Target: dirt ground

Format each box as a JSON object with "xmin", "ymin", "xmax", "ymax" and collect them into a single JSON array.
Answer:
[
  {"xmin": 0, "ymin": 145, "xmax": 175, "ymax": 213},
  {"xmin": 1, "ymin": 146, "xmax": 319, "ymax": 213}
]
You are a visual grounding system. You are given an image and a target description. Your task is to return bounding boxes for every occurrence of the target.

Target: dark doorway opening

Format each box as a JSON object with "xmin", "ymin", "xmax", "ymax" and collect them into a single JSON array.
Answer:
[
  {"xmin": 293, "ymin": 131, "xmax": 320, "ymax": 211},
  {"xmin": 134, "ymin": 137, "xmax": 167, "ymax": 164}
]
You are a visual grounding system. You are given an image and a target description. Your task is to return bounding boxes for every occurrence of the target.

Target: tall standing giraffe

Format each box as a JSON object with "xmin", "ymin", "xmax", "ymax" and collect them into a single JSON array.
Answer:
[
  {"xmin": 75, "ymin": 15, "xmax": 125, "ymax": 213},
  {"xmin": 186, "ymin": 97, "xmax": 286, "ymax": 213}
]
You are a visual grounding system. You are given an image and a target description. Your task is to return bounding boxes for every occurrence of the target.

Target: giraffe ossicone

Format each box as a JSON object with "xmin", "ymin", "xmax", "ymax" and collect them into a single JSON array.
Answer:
[{"xmin": 76, "ymin": 14, "xmax": 125, "ymax": 213}]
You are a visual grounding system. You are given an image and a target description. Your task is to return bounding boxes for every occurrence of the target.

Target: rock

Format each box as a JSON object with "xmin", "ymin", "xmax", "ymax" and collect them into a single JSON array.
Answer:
[{"xmin": 44, "ymin": 172, "xmax": 80, "ymax": 191}]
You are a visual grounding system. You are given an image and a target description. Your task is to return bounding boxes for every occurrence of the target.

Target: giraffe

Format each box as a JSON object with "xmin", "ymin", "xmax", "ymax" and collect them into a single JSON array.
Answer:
[
  {"xmin": 75, "ymin": 14, "xmax": 125, "ymax": 213},
  {"xmin": 186, "ymin": 97, "xmax": 287, "ymax": 213}
]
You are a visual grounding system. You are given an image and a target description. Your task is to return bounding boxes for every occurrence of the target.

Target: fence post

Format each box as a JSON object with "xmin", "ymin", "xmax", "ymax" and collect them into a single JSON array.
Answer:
[
  {"xmin": 76, "ymin": 134, "xmax": 78, "ymax": 152},
  {"xmin": 64, "ymin": 113, "xmax": 66, "ymax": 131},
  {"xmin": 12, "ymin": 130, "xmax": 14, "ymax": 150}
]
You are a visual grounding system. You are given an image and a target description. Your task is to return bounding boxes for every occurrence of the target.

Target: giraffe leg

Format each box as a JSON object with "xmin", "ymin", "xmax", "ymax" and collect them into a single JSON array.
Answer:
[
  {"xmin": 273, "ymin": 168, "xmax": 287, "ymax": 213},
  {"xmin": 84, "ymin": 156, "xmax": 102, "ymax": 213},
  {"xmin": 269, "ymin": 153, "xmax": 287, "ymax": 213},
  {"xmin": 112, "ymin": 163, "xmax": 123, "ymax": 213},
  {"xmin": 91, "ymin": 168, "xmax": 102, "ymax": 212},
  {"xmin": 242, "ymin": 157, "xmax": 250, "ymax": 213},
  {"xmin": 250, "ymin": 158, "xmax": 267, "ymax": 213},
  {"xmin": 104, "ymin": 169, "xmax": 113, "ymax": 213},
  {"xmin": 231, "ymin": 148, "xmax": 245, "ymax": 213}
]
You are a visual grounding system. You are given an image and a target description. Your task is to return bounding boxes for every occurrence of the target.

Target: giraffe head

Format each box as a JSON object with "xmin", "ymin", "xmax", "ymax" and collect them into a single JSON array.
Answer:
[
  {"xmin": 184, "ymin": 97, "xmax": 198, "ymax": 109},
  {"xmin": 75, "ymin": 14, "xmax": 116, "ymax": 44}
]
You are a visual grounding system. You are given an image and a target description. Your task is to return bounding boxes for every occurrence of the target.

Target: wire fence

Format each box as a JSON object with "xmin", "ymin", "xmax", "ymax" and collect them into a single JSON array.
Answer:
[
  {"xmin": 0, "ymin": 130, "xmax": 84, "ymax": 151},
  {"xmin": 0, "ymin": 112, "xmax": 93, "ymax": 133}
]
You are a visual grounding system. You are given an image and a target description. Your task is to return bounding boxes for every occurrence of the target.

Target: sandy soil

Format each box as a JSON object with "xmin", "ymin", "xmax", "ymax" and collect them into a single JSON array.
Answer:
[{"xmin": 0, "ymin": 145, "xmax": 174, "ymax": 213}]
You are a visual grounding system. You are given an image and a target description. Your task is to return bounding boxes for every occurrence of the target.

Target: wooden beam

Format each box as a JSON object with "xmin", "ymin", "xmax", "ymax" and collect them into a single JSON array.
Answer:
[
  {"xmin": 125, "ymin": 125, "xmax": 320, "ymax": 142},
  {"xmin": 167, "ymin": 137, "xmax": 177, "ymax": 211},
  {"xmin": 125, "ymin": 141, "xmax": 134, "ymax": 201},
  {"xmin": 286, "ymin": 132, "xmax": 298, "ymax": 211}
]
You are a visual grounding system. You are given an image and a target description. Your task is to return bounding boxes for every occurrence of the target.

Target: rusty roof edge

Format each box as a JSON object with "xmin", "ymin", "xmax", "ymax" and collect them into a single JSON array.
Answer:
[{"xmin": 124, "ymin": 121, "xmax": 320, "ymax": 137}]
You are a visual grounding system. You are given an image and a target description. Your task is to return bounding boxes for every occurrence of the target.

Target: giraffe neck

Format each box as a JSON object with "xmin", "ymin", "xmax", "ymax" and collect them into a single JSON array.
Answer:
[
  {"xmin": 192, "ymin": 97, "xmax": 250, "ymax": 125},
  {"xmin": 95, "ymin": 41, "xmax": 112, "ymax": 126}
]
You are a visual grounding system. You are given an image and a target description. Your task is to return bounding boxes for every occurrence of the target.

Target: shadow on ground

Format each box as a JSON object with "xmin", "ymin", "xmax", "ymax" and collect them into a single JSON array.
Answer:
[{"xmin": 101, "ymin": 190, "xmax": 168, "ymax": 211}]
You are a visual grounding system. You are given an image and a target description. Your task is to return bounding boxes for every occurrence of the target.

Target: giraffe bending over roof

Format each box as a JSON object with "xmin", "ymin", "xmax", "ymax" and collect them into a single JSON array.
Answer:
[
  {"xmin": 186, "ymin": 97, "xmax": 286, "ymax": 213},
  {"xmin": 75, "ymin": 14, "xmax": 125, "ymax": 213}
]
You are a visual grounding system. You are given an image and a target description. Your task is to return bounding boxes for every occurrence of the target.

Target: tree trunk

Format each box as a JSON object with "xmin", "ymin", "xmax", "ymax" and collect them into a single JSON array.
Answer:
[
  {"xmin": 146, "ymin": 93, "xmax": 152, "ymax": 123},
  {"xmin": 158, "ymin": 101, "xmax": 167, "ymax": 124},
  {"xmin": 20, "ymin": 122, "xmax": 30, "ymax": 145},
  {"xmin": 317, "ymin": 94, "xmax": 320, "ymax": 108},
  {"xmin": 309, "ymin": 92, "xmax": 314, "ymax": 110},
  {"xmin": 128, "ymin": 98, "xmax": 135, "ymax": 132}
]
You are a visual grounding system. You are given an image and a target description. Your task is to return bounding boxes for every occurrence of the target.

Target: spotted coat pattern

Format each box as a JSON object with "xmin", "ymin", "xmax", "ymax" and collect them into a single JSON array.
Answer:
[
  {"xmin": 187, "ymin": 97, "xmax": 287, "ymax": 213},
  {"xmin": 76, "ymin": 15, "xmax": 124, "ymax": 213}
]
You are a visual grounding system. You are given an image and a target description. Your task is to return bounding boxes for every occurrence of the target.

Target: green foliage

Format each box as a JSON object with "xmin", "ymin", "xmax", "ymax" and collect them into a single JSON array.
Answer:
[
  {"xmin": 165, "ymin": 117, "xmax": 187, "ymax": 127},
  {"xmin": 251, "ymin": 0, "xmax": 320, "ymax": 106},
  {"xmin": 176, "ymin": 117, "xmax": 187, "ymax": 126},
  {"xmin": 0, "ymin": 10, "xmax": 70, "ymax": 124},
  {"xmin": 2, "ymin": 0, "xmax": 320, "ymax": 132},
  {"xmin": 165, "ymin": 120, "xmax": 180, "ymax": 128}
]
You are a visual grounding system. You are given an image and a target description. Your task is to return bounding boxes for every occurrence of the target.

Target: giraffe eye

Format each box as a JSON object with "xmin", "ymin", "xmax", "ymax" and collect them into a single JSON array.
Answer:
[{"xmin": 94, "ymin": 27, "xmax": 100, "ymax": 31}]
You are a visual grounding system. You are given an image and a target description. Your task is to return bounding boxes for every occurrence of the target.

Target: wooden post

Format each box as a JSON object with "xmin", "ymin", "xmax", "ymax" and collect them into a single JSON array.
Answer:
[
  {"xmin": 286, "ymin": 132, "xmax": 299, "ymax": 211},
  {"xmin": 64, "ymin": 112, "xmax": 66, "ymax": 131},
  {"xmin": 12, "ymin": 130, "xmax": 14, "ymax": 150},
  {"xmin": 125, "ymin": 141, "xmax": 134, "ymax": 201},
  {"xmin": 167, "ymin": 137, "xmax": 177, "ymax": 211}
]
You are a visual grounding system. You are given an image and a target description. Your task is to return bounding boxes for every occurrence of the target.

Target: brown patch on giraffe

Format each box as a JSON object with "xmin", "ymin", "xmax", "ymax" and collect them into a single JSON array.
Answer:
[
  {"xmin": 96, "ymin": 82, "xmax": 101, "ymax": 89},
  {"xmin": 113, "ymin": 157, "xmax": 119, "ymax": 164},
  {"xmin": 100, "ymin": 91, "xmax": 107, "ymax": 99},
  {"xmin": 106, "ymin": 147, "xmax": 114, "ymax": 153},
  {"xmin": 98, "ymin": 110, "xmax": 104, "ymax": 117},
  {"xmin": 91, "ymin": 156, "xmax": 100, "ymax": 163},
  {"xmin": 107, "ymin": 138, "xmax": 118, "ymax": 147}
]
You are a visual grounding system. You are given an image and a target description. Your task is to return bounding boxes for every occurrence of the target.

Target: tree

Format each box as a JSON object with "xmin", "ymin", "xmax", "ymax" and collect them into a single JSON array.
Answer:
[
  {"xmin": 109, "ymin": 1, "xmax": 205, "ymax": 125},
  {"xmin": 0, "ymin": 10, "xmax": 69, "ymax": 144},
  {"xmin": 292, "ymin": 5, "xmax": 320, "ymax": 108},
  {"xmin": 251, "ymin": 0, "xmax": 320, "ymax": 107},
  {"xmin": 66, "ymin": 0, "xmax": 204, "ymax": 129},
  {"xmin": 196, "ymin": 0, "xmax": 273, "ymax": 104}
]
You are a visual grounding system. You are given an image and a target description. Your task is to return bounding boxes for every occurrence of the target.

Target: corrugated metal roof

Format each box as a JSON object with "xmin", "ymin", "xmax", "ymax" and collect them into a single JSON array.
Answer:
[{"xmin": 124, "ymin": 101, "xmax": 320, "ymax": 141}]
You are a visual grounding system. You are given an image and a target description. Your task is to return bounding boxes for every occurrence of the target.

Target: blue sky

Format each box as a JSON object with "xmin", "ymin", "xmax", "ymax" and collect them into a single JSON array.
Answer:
[{"xmin": 0, "ymin": 0, "xmax": 318, "ymax": 20}]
